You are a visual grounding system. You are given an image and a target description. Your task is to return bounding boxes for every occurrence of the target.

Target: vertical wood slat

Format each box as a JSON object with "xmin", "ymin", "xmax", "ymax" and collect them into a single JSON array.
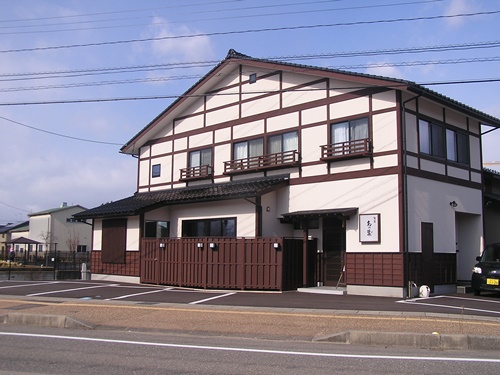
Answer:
[
  {"xmin": 137, "ymin": 237, "xmax": 303, "ymax": 290},
  {"xmin": 345, "ymin": 253, "xmax": 405, "ymax": 287},
  {"xmin": 91, "ymin": 251, "xmax": 140, "ymax": 277}
]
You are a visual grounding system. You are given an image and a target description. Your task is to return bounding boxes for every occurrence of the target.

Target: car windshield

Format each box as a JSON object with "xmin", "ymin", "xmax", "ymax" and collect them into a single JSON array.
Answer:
[{"xmin": 481, "ymin": 245, "xmax": 500, "ymax": 263}]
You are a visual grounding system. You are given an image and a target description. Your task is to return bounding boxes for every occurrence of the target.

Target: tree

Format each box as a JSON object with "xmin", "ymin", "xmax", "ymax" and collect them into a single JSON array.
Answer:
[{"xmin": 66, "ymin": 229, "xmax": 80, "ymax": 263}]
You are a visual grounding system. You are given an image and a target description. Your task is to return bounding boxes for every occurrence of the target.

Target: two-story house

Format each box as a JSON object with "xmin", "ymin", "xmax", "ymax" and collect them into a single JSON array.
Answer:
[
  {"xmin": 1, "ymin": 221, "xmax": 29, "ymax": 260},
  {"xmin": 74, "ymin": 50, "xmax": 500, "ymax": 297},
  {"xmin": 4, "ymin": 203, "xmax": 92, "ymax": 262},
  {"xmin": 27, "ymin": 203, "xmax": 91, "ymax": 255}
]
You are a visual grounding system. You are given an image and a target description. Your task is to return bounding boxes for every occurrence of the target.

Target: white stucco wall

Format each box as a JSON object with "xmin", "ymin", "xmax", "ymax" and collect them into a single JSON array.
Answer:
[
  {"xmin": 28, "ymin": 207, "xmax": 91, "ymax": 252},
  {"xmin": 406, "ymin": 175, "xmax": 483, "ymax": 254},
  {"xmin": 280, "ymin": 175, "xmax": 401, "ymax": 253}
]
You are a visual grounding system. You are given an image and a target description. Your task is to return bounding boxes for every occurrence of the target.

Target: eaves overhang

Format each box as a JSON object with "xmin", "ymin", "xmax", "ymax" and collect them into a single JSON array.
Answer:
[
  {"xmin": 280, "ymin": 207, "xmax": 359, "ymax": 223},
  {"xmin": 484, "ymin": 191, "xmax": 500, "ymax": 207},
  {"xmin": 406, "ymin": 85, "xmax": 500, "ymax": 128},
  {"xmin": 73, "ymin": 175, "xmax": 290, "ymax": 220}
]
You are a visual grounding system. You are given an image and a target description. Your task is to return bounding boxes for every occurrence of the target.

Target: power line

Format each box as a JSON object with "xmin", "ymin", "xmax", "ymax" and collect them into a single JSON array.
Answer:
[
  {"xmin": 1, "ymin": 77, "xmax": 499, "ymax": 107},
  {"xmin": 1, "ymin": 40, "xmax": 499, "ymax": 81},
  {"xmin": 0, "ymin": 199, "xmax": 31, "ymax": 213},
  {"xmin": 0, "ymin": 0, "xmax": 246, "ymax": 24},
  {"xmin": 335, "ymin": 56, "xmax": 500, "ymax": 70},
  {"xmin": 0, "ymin": 74, "xmax": 203, "ymax": 92},
  {"xmin": 0, "ymin": 1, "xmax": 443, "ymax": 35},
  {"xmin": 1, "ymin": 10, "xmax": 498, "ymax": 54},
  {"xmin": 0, "ymin": 115, "xmax": 123, "ymax": 145},
  {"xmin": 1, "ymin": 56, "xmax": 499, "ymax": 93}
]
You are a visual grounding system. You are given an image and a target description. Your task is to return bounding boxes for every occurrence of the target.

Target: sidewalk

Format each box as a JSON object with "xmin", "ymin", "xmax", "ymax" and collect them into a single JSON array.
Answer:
[{"xmin": 1, "ymin": 294, "xmax": 500, "ymax": 350}]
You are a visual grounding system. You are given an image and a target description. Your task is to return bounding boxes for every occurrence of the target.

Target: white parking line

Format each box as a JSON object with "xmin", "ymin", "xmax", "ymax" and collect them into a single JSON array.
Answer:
[
  {"xmin": 0, "ymin": 281, "xmax": 60, "ymax": 290},
  {"xmin": 189, "ymin": 292, "xmax": 235, "ymax": 305},
  {"xmin": 106, "ymin": 288, "xmax": 174, "ymax": 300},
  {"xmin": 438, "ymin": 295, "xmax": 500, "ymax": 305},
  {"xmin": 397, "ymin": 296, "xmax": 500, "ymax": 315},
  {"xmin": 27, "ymin": 284, "xmax": 119, "ymax": 297}
]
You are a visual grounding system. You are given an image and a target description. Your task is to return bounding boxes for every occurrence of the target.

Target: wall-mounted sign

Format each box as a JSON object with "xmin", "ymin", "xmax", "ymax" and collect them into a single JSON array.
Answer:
[{"xmin": 359, "ymin": 213, "xmax": 380, "ymax": 243}]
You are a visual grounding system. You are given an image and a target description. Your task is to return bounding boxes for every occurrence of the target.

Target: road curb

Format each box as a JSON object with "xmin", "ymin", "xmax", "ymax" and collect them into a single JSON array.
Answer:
[
  {"xmin": 0, "ymin": 313, "xmax": 96, "ymax": 330},
  {"xmin": 314, "ymin": 330, "xmax": 500, "ymax": 351}
]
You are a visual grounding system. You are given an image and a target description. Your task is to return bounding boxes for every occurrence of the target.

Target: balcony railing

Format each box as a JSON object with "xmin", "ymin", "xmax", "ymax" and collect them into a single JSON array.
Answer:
[
  {"xmin": 320, "ymin": 138, "xmax": 371, "ymax": 161},
  {"xmin": 224, "ymin": 150, "xmax": 300, "ymax": 174},
  {"xmin": 179, "ymin": 165, "xmax": 213, "ymax": 181}
]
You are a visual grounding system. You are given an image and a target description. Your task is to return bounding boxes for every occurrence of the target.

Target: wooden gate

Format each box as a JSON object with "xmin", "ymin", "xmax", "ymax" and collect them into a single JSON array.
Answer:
[{"xmin": 140, "ymin": 237, "xmax": 303, "ymax": 290}]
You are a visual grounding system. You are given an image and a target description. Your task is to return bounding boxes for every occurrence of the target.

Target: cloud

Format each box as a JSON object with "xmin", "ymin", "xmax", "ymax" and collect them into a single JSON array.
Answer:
[
  {"xmin": 144, "ymin": 17, "xmax": 215, "ymax": 62},
  {"xmin": 362, "ymin": 64, "xmax": 405, "ymax": 80},
  {"xmin": 443, "ymin": 0, "xmax": 479, "ymax": 28}
]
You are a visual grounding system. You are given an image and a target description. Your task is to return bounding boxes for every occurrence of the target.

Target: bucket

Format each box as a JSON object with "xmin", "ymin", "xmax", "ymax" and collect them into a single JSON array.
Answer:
[{"xmin": 419, "ymin": 285, "xmax": 430, "ymax": 298}]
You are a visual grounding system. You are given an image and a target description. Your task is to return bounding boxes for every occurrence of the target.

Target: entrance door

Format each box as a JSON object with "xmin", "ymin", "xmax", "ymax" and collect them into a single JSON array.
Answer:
[{"xmin": 322, "ymin": 218, "xmax": 346, "ymax": 286}]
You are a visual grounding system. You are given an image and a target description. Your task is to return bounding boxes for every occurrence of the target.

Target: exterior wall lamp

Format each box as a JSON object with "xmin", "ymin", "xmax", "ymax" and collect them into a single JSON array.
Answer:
[
  {"xmin": 273, "ymin": 242, "xmax": 280, "ymax": 249},
  {"xmin": 197, "ymin": 242, "xmax": 204, "ymax": 248},
  {"xmin": 209, "ymin": 242, "xmax": 217, "ymax": 249},
  {"xmin": 449, "ymin": 201, "xmax": 458, "ymax": 208}
]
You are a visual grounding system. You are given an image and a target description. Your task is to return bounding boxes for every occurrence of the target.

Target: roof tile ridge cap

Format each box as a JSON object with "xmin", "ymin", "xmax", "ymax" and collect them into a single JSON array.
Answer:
[{"xmin": 226, "ymin": 49, "xmax": 252, "ymax": 60}]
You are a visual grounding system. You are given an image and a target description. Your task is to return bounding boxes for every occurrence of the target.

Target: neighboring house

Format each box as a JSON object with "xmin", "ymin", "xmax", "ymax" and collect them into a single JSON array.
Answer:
[
  {"xmin": 27, "ymin": 203, "xmax": 91, "ymax": 256},
  {"xmin": 0, "ymin": 221, "xmax": 29, "ymax": 260},
  {"xmin": 2, "ymin": 203, "xmax": 91, "ymax": 262},
  {"xmin": 74, "ymin": 50, "xmax": 500, "ymax": 297},
  {"xmin": 483, "ymin": 168, "xmax": 500, "ymax": 245}
]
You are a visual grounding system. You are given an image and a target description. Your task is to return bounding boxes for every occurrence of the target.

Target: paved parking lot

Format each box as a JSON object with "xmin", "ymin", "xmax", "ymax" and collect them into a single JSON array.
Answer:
[{"xmin": 1, "ymin": 280, "xmax": 499, "ymax": 318}]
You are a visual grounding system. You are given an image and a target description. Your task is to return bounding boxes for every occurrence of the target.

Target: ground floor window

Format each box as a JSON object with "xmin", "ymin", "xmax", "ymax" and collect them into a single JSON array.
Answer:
[
  {"xmin": 76, "ymin": 245, "xmax": 87, "ymax": 252},
  {"xmin": 182, "ymin": 218, "xmax": 236, "ymax": 237},
  {"xmin": 144, "ymin": 220, "xmax": 169, "ymax": 238}
]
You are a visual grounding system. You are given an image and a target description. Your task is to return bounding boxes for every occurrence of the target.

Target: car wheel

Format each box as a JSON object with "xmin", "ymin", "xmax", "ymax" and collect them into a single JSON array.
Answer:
[{"xmin": 473, "ymin": 289, "xmax": 480, "ymax": 296}]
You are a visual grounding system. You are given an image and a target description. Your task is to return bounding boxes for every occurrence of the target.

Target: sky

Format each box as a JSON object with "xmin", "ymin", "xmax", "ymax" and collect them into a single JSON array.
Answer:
[{"xmin": 0, "ymin": 0, "xmax": 499, "ymax": 224}]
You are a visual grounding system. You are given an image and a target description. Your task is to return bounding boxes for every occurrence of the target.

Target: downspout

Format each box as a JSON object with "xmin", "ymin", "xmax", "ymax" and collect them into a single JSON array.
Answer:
[{"xmin": 402, "ymin": 93, "xmax": 421, "ymax": 299}]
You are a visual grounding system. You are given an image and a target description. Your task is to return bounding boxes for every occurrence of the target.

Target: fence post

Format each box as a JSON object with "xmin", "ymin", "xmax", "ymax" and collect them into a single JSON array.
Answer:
[{"xmin": 237, "ymin": 238, "xmax": 245, "ymax": 289}]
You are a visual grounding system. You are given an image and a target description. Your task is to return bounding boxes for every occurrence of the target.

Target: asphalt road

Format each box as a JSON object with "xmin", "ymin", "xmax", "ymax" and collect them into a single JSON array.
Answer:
[
  {"xmin": 0, "ymin": 280, "xmax": 499, "ymax": 318},
  {"xmin": 1, "ymin": 325, "xmax": 499, "ymax": 375},
  {"xmin": 2, "ymin": 279, "xmax": 500, "ymax": 347}
]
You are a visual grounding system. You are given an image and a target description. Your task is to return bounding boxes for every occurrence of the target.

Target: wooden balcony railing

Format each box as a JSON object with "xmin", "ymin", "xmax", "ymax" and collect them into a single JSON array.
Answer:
[
  {"xmin": 224, "ymin": 150, "xmax": 300, "ymax": 174},
  {"xmin": 320, "ymin": 139, "xmax": 371, "ymax": 161},
  {"xmin": 179, "ymin": 165, "xmax": 213, "ymax": 181}
]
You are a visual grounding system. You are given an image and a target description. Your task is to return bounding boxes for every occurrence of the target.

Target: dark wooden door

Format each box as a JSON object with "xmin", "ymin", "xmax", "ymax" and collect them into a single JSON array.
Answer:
[
  {"xmin": 141, "ymin": 239, "xmax": 159, "ymax": 284},
  {"xmin": 322, "ymin": 218, "xmax": 346, "ymax": 286}
]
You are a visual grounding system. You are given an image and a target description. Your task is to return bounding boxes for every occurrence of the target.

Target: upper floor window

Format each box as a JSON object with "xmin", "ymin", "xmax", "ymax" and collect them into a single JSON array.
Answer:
[
  {"xmin": 321, "ymin": 117, "xmax": 371, "ymax": 160},
  {"xmin": 233, "ymin": 138, "xmax": 263, "ymax": 160},
  {"xmin": 152, "ymin": 164, "xmax": 161, "ymax": 178},
  {"xmin": 446, "ymin": 129, "xmax": 469, "ymax": 164},
  {"xmin": 268, "ymin": 131, "xmax": 298, "ymax": 154},
  {"xmin": 190, "ymin": 148, "xmax": 212, "ymax": 168},
  {"xmin": 226, "ymin": 132, "xmax": 300, "ymax": 174},
  {"xmin": 331, "ymin": 117, "xmax": 369, "ymax": 144},
  {"xmin": 180, "ymin": 148, "xmax": 213, "ymax": 181},
  {"xmin": 419, "ymin": 119, "xmax": 445, "ymax": 158}
]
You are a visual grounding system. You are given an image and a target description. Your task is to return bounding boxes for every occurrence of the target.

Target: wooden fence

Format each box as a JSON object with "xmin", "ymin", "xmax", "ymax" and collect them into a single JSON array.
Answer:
[{"xmin": 141, "ymin": 237, "xmax": 303, "ymax": 291}]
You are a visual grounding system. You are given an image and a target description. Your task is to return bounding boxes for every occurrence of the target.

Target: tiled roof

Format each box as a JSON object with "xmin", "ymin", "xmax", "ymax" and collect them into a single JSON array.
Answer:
[
  {"xmin": 0, "ymin": 221, "xmax": 29, "ymax": 234},
  {"xmin": 73, "ymin": 175, "xmax": 289, "ymax": 219},
  {"xmin": 10, "ymin": 236, "xmax": 41, "ymax": 245}
]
